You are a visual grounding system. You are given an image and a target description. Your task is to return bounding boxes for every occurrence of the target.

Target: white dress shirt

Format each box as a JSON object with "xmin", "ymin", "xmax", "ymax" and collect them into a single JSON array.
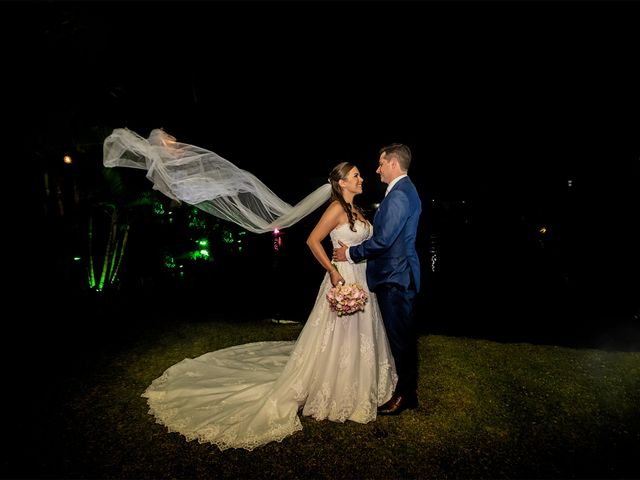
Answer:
[{"xmin": 384, "ymin": 174, "xmax": 407, "ymax": 197}]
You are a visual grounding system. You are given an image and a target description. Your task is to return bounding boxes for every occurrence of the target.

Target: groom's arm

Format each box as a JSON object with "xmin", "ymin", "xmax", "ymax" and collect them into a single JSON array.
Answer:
[{"xmin": 349, "ymin": 190, "xmax": 410, "ymax": 263}]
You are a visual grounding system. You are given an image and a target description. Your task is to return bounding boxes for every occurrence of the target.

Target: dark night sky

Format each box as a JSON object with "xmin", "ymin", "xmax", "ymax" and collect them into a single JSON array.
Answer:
[
  {"xmin": 8, "ymin": 2, "xmax": 640, "ymax": 318},
  {"xmin": 13, "ymin": 1, "xmax": 639, "ymax": 202}
]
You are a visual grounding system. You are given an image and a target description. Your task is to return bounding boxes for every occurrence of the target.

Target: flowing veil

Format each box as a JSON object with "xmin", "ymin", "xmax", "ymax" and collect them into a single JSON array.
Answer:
[{"xmin": 103, "ymin": 128, "xmax": 331, "ymax": 233}]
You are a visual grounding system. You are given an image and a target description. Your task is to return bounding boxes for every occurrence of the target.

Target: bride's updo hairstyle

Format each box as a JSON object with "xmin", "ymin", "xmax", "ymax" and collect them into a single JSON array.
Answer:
[{"xmin": 328, "ymin": 162, "xmax": 366, "ymax": 232}]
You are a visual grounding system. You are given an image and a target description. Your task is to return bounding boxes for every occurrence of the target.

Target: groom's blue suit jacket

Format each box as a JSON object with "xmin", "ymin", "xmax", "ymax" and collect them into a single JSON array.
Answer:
[{"xmin": 349, "ymin": 176, "xmax": 422, "ymax": 293}]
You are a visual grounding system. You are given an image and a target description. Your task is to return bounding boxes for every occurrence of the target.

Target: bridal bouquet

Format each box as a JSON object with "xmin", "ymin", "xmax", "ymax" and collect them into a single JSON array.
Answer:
[{"xmin": 326, "ymin": 282, "xmax": 369, "ymax": 317}]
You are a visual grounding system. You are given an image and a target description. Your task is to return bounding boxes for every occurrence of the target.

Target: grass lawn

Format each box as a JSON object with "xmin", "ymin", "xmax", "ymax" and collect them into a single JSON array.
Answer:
[{"xmin": 4, "ymin": 312, "xmax": 639, "ymax": 479}]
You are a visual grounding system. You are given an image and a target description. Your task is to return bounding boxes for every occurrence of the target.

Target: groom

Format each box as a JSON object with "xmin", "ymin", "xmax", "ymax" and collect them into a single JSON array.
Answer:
[{"xmin": 333, "ymin": 143, "xmax": 422, "ymax": 415}]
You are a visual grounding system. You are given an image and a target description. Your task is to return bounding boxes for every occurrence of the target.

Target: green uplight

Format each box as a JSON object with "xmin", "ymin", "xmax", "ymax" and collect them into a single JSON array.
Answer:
[
  {"xmin": 223, "ymin": 230, "xmax": 234, "ymax": 244},
  {"xmin": 189, "ymin": 250, "xmax": 212, "ymax": 261},
  {"xmin": 164, "ymin": 255, "xmax": 176, "ymax": 269},
  {"xmin": 153, "ymin": 201, "xmax": 165, "ymax": 215}
]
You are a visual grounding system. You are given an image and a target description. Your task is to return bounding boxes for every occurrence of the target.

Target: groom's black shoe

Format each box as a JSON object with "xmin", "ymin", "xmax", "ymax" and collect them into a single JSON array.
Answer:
[{"xmin": 377, "ymin": 392, "xmax": 418, "ymax": 415}]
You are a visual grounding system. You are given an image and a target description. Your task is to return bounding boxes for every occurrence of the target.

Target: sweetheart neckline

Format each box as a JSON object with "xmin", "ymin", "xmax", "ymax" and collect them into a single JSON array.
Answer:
[{"xmin": 334, "ymin": 219, "xmax": 370, "ymax": 231}]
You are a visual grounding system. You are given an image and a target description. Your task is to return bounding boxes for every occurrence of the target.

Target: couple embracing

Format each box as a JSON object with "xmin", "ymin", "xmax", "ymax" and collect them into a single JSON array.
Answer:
[
  {"xmin": 140, "ymin": 142, "xmax": 422, "ymax": 451},
  {"xmin": 325, "ymin": 143, "xmax": 422, "ymax": 415}
]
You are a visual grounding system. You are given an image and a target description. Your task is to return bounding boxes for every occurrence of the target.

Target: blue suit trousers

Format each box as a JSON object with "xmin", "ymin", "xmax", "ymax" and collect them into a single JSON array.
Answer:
[{"xmin": 375, "ymin": 283, "xmax": 418, "ymax": 396}]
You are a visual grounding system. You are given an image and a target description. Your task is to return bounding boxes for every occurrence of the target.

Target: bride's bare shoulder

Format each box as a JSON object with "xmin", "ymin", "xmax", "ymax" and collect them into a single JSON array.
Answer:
[{"xmin": 324, "ymin": 201, "xmax": 348, "ymax": 222}]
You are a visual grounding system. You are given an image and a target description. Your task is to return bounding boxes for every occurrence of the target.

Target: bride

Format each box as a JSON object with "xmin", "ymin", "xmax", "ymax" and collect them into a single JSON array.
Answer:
[{"xmin": 102, "ymin": 129, "xmax": 396, "ymax": 451}]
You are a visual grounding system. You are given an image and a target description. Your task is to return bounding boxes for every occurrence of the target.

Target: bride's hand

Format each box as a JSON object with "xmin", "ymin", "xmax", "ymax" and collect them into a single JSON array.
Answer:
[{"xmin": 330, "ymin": 269, "xmax": 345, "ymax": 287}]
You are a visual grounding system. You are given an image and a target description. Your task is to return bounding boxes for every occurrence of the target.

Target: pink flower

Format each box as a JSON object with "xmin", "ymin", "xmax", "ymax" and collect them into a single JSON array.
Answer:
[{"xmin": 326, "ymin": 283, "xmax": 369, "ymax": 317}]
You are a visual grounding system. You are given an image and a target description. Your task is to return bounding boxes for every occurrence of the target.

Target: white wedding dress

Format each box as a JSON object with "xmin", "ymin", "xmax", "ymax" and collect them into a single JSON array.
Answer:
[{"xmin": 142, "ymin": 220, "xmax": 397, "ymax": 451}]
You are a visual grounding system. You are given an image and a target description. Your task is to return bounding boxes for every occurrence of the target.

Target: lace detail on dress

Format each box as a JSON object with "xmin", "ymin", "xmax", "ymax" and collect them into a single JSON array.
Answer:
[
  {"xmin": 377, "ymin": 359, "xmax": 398, "ymax": 405},
  {"xmin": 338, "ymin": 342, "xmax": 351, "ymax": 370},
  {"xmin": 360, "ymin": 333, "xmax": 374, "ymax": 363},
  {"xmin": 319, "ymin": 317, "xmax": 336, "ymax": 352},
  {"xmin": 290, "ymin": 380, "xmax": 307, "ymax": 402},
  {"xmin": 289, "ymin": 346, "xmax": 304, "ymax": 366}
]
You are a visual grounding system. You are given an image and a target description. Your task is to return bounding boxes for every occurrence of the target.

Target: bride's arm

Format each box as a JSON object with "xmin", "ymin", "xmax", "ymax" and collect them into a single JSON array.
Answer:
[{"xmin": 306, "ymin": 201, "xmax": 345, "ymax": 287}]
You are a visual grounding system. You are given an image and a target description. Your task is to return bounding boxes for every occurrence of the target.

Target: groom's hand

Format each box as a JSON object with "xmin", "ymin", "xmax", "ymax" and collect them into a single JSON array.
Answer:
[{"xmin": 332, "ymin": 241, "xmax": 348, "ymax": 262}]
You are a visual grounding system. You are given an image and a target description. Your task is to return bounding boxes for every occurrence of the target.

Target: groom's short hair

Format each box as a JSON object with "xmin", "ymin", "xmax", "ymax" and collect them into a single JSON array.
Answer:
[{"xmin": 380, "ymin": 143, "xmax": 412, "ymax": 172}]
